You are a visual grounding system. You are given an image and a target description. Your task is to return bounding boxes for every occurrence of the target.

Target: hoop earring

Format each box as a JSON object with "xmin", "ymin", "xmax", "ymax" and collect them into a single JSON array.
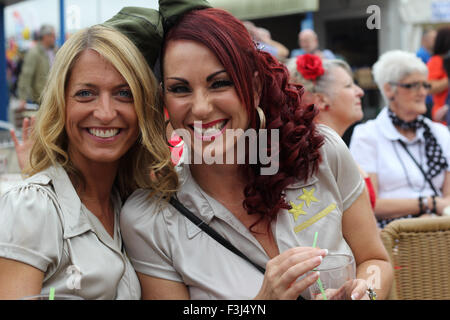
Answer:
[
  {"xmin": 256, "ymin": 106, "xmax": 266, "ymax": 130},
  {"xmin": 164, "ymin": 119, "xmax": 177, "ymax": 148}
]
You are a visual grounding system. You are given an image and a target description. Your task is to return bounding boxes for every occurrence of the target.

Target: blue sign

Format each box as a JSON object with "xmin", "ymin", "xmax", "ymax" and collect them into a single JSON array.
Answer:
[{"xmin": 431, "ymin": 1, "xmax": 450, "ymax": 22}]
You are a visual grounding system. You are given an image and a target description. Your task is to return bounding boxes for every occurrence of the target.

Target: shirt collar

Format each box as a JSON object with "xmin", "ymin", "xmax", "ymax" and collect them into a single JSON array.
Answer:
[
  {"xmin": 375, "ymin": 107, "xmax": 425, "ymax": 143},
  {"xmin": 27, "ymin": 165, "xmax": 93, "ymax": 239},
  {"xmin": 176, "ymin": 163, "xmax": 216, "ymax": 224},
  {"xmin": 175, "ymin": 162, "xmax": 319, "ymax": 238}
]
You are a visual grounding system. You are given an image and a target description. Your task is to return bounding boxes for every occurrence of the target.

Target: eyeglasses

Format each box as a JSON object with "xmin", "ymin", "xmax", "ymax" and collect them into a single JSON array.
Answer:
[{"xmin": 389, "ymin": 81, "xmax": 432, "ymax": 90}]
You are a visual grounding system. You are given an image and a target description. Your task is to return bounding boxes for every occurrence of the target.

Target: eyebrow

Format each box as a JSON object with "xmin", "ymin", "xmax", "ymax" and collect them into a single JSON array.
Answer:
[
  {"xmin": 73, "ymin": 83, "xmax": 130, "ymax": 89},
  {"xmin": 165, "ymin": 70, "xmax": 227, "ymax": 84},
  {"xmin": 165, "ymin": 77, "xmax": 188, "ymax": 85},
  {"xmin": 206, "ymin": 70, "xmax": 227, "ymax": 82}
]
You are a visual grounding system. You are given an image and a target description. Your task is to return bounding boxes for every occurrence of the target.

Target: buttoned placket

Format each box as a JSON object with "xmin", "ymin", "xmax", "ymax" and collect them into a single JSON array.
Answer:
[{"xmin": 49, "ymin": 166, "xmax": 129, "ymax": 292}]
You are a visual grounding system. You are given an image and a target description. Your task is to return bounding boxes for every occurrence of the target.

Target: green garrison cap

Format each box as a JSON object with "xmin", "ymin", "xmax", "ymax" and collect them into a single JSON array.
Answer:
[
  {"xmin": 103, "ymin": 1, "xmax": 211, "ymax": 69},
  {"xmin": 159, "ymin": 0, "xmax": 211, "ymax": 31},
  {"xmin": 103, "ymin": 7, "xmax": 163, "ymax": 69}
]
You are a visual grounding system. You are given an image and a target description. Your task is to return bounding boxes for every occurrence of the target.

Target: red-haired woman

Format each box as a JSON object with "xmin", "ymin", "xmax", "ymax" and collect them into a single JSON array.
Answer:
[{"xmin": 120, "ymin": 5, "xmax": 393, "ymax": 300}]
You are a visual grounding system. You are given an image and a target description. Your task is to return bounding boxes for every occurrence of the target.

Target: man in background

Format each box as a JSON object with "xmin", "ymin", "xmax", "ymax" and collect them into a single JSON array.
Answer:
[
  {"xmin": 417, "ymin": 27, "xmax": 437, "ymax": 64},
  {"xmin": 17, "ymin": 24, "xmax": 56, "ymax": 110},
  {"xmin": 290, "ymin": 29, "xmax": 335, "ymax": 59}
]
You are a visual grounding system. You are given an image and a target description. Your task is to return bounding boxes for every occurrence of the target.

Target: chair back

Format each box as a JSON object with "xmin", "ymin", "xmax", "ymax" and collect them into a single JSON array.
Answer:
[{"xmin": 380, "ymin": 216, "xmax": 450, "ymax": 299}]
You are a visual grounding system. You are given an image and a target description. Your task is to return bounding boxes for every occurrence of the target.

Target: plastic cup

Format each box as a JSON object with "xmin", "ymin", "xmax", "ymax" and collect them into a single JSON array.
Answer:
[{"xmin": 308, "ymin": 253, "xmax": 356, "ymax": 300}]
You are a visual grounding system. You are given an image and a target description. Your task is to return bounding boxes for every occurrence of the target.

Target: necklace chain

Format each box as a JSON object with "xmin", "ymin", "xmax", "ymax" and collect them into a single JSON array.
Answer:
[{"xmin": 392, "ymin": 140, "xmax": 426, "ymax": 192}]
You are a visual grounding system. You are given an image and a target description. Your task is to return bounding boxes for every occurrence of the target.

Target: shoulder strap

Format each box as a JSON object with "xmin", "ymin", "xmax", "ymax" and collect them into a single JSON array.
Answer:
[
  {"xmin": 397, "ymin": 140, "xmax": 439, "ymax": 196},
  {"xmin": 169, "ymin": 196, "xmax": 307, "ymax": 301},
  {"xmin": 169, "ymin": 196, "xmax": 266, "ymax": 274}
]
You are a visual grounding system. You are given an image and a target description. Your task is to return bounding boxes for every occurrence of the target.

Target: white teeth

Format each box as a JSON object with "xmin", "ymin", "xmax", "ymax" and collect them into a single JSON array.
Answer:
[
  {"xmin": 193, "ymin": 121, "xmax": 226, "ymax": 136},
  {"xmin": 88, "ymin": 128, "xmax": 119, "ymax": 138}
]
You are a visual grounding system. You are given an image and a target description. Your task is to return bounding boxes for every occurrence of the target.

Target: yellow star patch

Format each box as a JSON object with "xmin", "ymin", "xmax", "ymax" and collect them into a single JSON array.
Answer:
[
  {"xmin": 298, "ymin": 187, "xmax": 319, "ymax": 207},
  {"xmin": 288, "ymin": 201, "xmax": 307, "ymax": 221}
]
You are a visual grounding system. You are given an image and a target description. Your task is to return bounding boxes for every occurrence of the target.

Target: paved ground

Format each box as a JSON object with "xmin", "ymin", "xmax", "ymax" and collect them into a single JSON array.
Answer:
[{"xmin": 0, "ymin": 129, "xmax": 21, "ymax": 174}]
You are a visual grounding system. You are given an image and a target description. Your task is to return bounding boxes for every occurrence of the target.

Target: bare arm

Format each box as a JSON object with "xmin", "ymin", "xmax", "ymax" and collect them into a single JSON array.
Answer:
[
  {"xmin": 371, "ymin": 172, "xmax": 450, "ymax": 218},
  {"xmin": 342, "ymin": 187, "xmax": 393, "ymax": 300},
  {"xmin": 429, "ymin": 77, "xmax": 448, "ymax": 94},
  {"xmin": 137, "ymin": 247, "xmax": 327, "ymax": 300},
  {"xmin": 137, "ymin": 272, "xmax": 190, "ymax": 300},
  {"xmin": 265, "ymin": 39, "xmax": 289, "ymax": 59},
  {"xmin": 0, "ymin": 258, "xmax": 44, "ymax": 299}
]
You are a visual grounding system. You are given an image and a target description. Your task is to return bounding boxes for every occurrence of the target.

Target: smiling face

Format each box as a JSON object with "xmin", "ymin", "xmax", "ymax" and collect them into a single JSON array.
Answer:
[
  {"xmin": 163, "ymin": 40, "xmax": 250, "ymax": 160},
  {"xmin": 65, "ymin": 49, "xmax": 139, "ymax": 168}
]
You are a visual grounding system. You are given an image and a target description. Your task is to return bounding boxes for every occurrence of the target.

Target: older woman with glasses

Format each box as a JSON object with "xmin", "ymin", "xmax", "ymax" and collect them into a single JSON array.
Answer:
[{"xmin": 349, "ymin": 50, "xmax": 450, "ymax": 228}]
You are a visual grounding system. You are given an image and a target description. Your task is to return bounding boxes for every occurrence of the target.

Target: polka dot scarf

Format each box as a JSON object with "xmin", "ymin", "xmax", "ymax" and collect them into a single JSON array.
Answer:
[{"xmin": 388, "ymin": 108, "xmax": 448, "ymax": 180}]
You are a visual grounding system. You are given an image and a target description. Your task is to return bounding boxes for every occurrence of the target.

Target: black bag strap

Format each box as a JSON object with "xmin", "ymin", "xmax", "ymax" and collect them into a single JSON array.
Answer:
[
  {"xmin": 169, "ymin": 196, "xmax": 266, "ymax": 274},
  {"xmin": 169, "ymin": 196, "xmax": 306, "ymax": 301},
  {"xmin": 398, "ymin": 140, "xmax": 439, "ymax": 196}
]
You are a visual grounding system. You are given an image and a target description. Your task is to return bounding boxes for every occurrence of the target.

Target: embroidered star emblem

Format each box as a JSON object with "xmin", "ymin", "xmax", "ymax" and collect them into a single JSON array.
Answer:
[
  {"xmin": 298, "ymin": 187, "xmax": 319, "ymax": 207},
  {"xmin": 288, "ymin": 201, "xmax": 307, "ymax": 221}
]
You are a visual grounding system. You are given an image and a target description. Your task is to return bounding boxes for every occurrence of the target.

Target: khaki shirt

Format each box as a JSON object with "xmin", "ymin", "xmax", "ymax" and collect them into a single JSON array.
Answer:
[
  {"xmin": 0, "ymin": 166, "xmax": 140, "ymax": 299},
  {"xmin": 120, "ymin": 125, "xmax": 364, "ymax": 299},
  {"xmin": 17, "ymin": 43, "xmax": 54, "ymax": 103}
]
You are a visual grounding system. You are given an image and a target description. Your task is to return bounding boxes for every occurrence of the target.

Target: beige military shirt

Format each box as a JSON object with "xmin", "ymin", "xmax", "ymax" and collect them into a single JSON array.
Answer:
[
  {"xmin": 120, "ymin": 125, "xmax": 364, "ymax": 299},
  {"xmin": 0, "ymin": 165, "xmax": 140, "ymax": 299}
]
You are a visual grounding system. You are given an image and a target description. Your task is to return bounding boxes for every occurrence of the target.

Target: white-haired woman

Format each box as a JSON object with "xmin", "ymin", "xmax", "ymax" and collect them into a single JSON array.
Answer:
[{"xmin": 349, "ymin": 50, "xmax": 450, "ymax": 228}]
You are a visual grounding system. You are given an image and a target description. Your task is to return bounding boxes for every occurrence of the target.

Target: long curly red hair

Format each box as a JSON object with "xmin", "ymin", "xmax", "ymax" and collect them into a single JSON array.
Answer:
[{"xmin": 162, "ymin": 8, "xmax": 324, "ymax": 222}]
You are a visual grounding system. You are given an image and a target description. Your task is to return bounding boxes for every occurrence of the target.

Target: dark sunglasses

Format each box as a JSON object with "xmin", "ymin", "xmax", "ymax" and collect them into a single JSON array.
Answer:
[{"xmin": 389, "ymin": 81, "xmax": 432, "ymax": 90}]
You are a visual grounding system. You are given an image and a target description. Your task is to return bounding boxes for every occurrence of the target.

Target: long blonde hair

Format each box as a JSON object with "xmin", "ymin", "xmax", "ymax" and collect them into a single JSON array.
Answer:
[{"xmin": 25, "ymin": 25, "xmax": 179, "ymax": 199}]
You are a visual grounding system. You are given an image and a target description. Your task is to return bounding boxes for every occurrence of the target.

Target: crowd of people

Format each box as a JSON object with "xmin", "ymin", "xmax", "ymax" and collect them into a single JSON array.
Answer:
[{"xmin": 0, "ymin": 0, "xmax": 450, "ymax": 301}]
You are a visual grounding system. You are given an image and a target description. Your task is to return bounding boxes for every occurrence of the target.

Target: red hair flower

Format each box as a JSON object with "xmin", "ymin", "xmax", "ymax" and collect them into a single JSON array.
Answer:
[{"xmin": 296, "ymin": 54, "xmax": 324, "ymax": 81}]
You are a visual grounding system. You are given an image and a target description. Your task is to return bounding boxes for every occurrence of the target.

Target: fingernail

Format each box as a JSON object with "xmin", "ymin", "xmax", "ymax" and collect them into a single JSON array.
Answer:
[{"xmin": 351, "ymin": 293, "xmax": 358, "ymax": 300}]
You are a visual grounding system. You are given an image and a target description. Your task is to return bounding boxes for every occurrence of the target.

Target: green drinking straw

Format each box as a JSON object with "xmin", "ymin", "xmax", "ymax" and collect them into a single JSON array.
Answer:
[
  {"xmin": 49, "ymin": 287, "xmax": 55, "ymax": 300},
  {"xmin": 312, "ymin": 231, "xmax": 327, "ymax": 300}
]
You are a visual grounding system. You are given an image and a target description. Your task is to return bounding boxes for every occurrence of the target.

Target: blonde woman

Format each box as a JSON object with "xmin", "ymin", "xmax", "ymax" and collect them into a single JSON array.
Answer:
[{"xmin": 0, "ymin": 25, "xmax": 178, "ymax": 299}]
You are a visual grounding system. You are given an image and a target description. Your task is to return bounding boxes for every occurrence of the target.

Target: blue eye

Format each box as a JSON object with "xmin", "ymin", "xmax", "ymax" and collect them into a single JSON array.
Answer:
[
  {"xmin": 118, "ymin": 89, "xmax": 133, "ymax": 98},
  {"xmin": 114, "ymin": 88, "xmax": 134, "ymax": 102},
  {"xmin": 75, "ymin": 90, "xmax": 93, "ymax": 97}
]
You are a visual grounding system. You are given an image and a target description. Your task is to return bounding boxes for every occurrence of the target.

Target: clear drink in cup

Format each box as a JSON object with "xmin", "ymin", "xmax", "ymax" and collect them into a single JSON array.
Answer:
[{"xmin": 308, "ymin": 253, "xmax": 356, "ymax": 300}]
